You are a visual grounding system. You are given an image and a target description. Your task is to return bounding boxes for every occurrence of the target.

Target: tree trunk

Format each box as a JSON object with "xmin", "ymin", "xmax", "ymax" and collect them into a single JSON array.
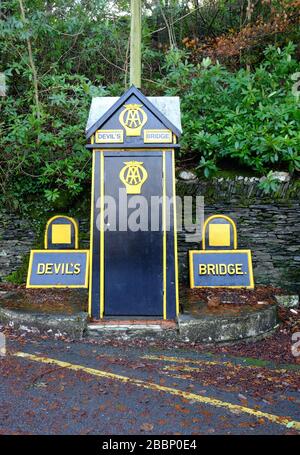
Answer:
[
  {"xmin": 18, "ymin": 0, "xmax": 41, "ymax": 120},
  {"xmin": 130, "ymin": 0, "xmax": 142, "ymax": 88}
]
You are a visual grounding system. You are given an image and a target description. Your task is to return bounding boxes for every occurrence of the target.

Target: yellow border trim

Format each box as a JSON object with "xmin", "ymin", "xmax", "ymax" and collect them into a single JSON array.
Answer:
[
  {"xmin": 26, "ymin": 249, "xmax": 89, "ymax": 288},
  {"xmin": 144, "ymin": 129, "xmax": 172, "ymax": 144},
  {"xmin": 44, "ymin": 215, "xmax": 79, "ymax": 249},
  {"xmin": 171, "ymin": 150, "xmax": 179, "ymax": 316},
  {"xmin": 95, "ymin": 148, "xmax": 171, "ymax": 153},
  {"xmin": 95, "ymin": 129, "xmax": 124, "ymax": 144},
  {"xmin": 189, "ymin": 249, "xmax": 254, "ymax": 289},
  {"xmin": 100, "ymin": 153, "xmax": 105, "ymax": 318},
  {"xmin": 162, "ymin": 153, "xmax": 167, "ymax": 319},
  {"xmin": 94, "ymin": 149, "xmax": 170, "ymax": 319},
  {"xmin": 202, "ymin": 215, "xmax": 238, "ymax": 249},
  {"xmin": 88, "ymin": 151, "xmax": 96, "ymax": 316}
]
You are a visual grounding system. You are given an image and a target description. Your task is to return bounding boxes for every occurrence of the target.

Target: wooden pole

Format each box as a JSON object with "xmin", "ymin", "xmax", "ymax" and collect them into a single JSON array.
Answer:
[{"xmin": 130, "ymin": 0, "xmax": 141, "ymax": 88}]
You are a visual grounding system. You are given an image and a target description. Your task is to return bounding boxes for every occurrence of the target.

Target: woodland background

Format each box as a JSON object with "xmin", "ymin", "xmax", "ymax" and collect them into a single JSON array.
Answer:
[{"xmin": 0, "ymin": 0, "xmax": 300, "ymax": 217}]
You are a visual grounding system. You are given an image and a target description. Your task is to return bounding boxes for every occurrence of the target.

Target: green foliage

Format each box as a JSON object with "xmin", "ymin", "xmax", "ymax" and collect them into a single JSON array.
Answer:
[
  {"xmin": 258, "ymin": 171, "xmax": 281, "ymax": 194},
  {"xmin": 197, "ymin": 156, "xmax": 218, "ymax": 178},
  {"xmin": 5, "ymin": 248, "xmax": 31, "ymax": 284},
  {"xmin": 160, "ymin": 44, "xmax": 300, "ymax": 178},
  {"xmin": 0, "ymin": 0, "xmax": 299, "ymax": 213},
  {"xmin": 0, "ymin": 71, "xmax": 107, "ymax": 213}
]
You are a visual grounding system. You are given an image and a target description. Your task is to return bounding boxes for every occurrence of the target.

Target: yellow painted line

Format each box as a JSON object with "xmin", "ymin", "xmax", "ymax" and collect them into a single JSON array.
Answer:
[
  {"xmin": 163, "ymin": 365, "xmax": 206, "ymax": 373},
  {"xmin": 144, "ymin": 354, "xmax": 232, "ymax": 368},
  {"xmin": 14, "ymin": 351, "xmax": 300, "ymax": 431},
  {"xmin": 143, "ymin": 354, "xmax": 300, "ymax": 375}
]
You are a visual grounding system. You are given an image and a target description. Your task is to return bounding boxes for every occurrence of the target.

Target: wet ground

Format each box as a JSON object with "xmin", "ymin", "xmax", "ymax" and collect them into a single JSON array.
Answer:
[
  {"xmin": 0, "ymin": 285, "xmax": 277, "ymax": 318},
  {"xmin": 0, "ymin": 288, "xmax": 88, "ymax": 315},
  {"xmin": 181, "ymin": 285, "xmax": 278, "ymax": 316},
  {"xmin": 0, "ymin": 284, "xmax": 299, "ymax": 435},
  {"xmin": 0, "ymin": 334, "xmax": 299, "ymax": 435}
]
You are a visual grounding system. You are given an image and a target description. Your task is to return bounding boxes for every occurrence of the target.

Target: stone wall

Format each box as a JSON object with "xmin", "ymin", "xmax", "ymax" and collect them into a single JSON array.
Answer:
[
  {"xmin": 0, "ymin": 213, "xmax": 35, "ymax": 280},
  {"xmin": 177, "ymin": 176, "xmax": 300, "ymax": 291},
  {"xmin": 0, "ymin": 176, "xmax": 299, "ymax": 291},
  {"xmin": 0, "ymin": 213, "xmax": 89, "ymax": 281}
]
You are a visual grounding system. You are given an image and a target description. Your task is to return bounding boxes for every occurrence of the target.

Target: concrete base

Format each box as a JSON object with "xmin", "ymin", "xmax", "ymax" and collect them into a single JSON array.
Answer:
[
  {"xmin": 88, "ymin": 323, "xmax": 163, "ymax": 335},
  {"xmin": 0, "ymin": 306, "xmax": 88, "ymax": 339},
  {"xmin": 87, "ymin": 319, "xmax": 177, "ymax": 337},
  {"xmin": 178, "ymin": 304, "xmax": 278, "ymax": 343},
  {"xmin": 0, "ymin": 288, "xmax": 278, "ymax": 343}
]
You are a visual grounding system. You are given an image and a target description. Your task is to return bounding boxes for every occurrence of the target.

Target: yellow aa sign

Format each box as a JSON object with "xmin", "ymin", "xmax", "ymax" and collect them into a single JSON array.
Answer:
[
  {"xmin": 119, "ymin": 161, "xmax": 148, "ymax": 194},
  {"xmin": 119, "ymin": 104, "xmax": 148, "ymax": 136}
]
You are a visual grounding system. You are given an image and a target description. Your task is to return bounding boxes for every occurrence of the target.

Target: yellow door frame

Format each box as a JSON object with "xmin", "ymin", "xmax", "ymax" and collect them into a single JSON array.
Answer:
[{"xmin": 89, "ymin": 148, "xmax": 179, "ymax": 319}]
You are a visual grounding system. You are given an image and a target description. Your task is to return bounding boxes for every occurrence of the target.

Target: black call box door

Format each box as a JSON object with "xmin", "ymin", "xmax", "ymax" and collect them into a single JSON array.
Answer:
[{"xmin": 104, "ymin": 153, "xmax": 163, "ymax": 316}]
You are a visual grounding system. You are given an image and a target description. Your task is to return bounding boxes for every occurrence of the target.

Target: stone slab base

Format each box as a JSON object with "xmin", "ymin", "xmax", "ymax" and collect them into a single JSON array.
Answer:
[
  {"xmin": 0, "ymin": 306, "xmax": 88, "ymax": 339},
  {"xmin": 178, "ymin": 304, "xmax": 278, "ymax": 343},
  {"xmin": 88, "ymin": 319, "xmax": 177, "ymax": 336}
]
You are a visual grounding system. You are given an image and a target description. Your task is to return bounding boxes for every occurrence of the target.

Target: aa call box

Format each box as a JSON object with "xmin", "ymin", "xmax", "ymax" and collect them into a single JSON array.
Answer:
[{"xmin": 86, "ymin": 86, "xmax": 181, "ymax": 319}]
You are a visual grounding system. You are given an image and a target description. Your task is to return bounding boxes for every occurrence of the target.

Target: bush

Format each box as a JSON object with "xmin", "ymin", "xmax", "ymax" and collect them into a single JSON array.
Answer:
[
  {"xmin": 1, "ymin": 40, "xmax": 299, "ymax": 215},
  {"xmin": 0, "ymin": 72, "xmax": 108, "ymax": 213},
  {"xmin": 160, "ymin": 43, "xmax": 300, "ymax": 177}
]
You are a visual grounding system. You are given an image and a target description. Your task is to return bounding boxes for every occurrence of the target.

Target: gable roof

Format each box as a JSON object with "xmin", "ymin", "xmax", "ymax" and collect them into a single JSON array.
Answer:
[
  {"xmin": 85, "ymin": 85, "xmax": 181, "ymax": 139},
  {"xmin": 86, "ymin": 96, "xmax": 182, "ymax": 134}
]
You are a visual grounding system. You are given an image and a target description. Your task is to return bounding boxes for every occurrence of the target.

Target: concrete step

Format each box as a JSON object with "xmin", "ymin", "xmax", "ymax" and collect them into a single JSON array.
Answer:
[
  {"xmin": 88, "ymin": 323, "xmax": 164, "ymax": 332},
  {"xmin": 87, "ymin": 319, "xmax": 178, "ymax": 336}
]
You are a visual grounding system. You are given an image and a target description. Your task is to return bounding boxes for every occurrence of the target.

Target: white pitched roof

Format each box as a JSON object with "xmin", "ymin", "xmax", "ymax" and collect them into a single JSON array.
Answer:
[{"xmin": 86, "ymin": 96, "xmax": 182, "ymax": 133}]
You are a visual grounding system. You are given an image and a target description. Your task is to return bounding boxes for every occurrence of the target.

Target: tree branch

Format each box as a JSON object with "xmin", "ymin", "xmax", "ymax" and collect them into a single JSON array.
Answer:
[{"xmin": 18, "ymin": 0, "xmax": 41, "ymax": 120}]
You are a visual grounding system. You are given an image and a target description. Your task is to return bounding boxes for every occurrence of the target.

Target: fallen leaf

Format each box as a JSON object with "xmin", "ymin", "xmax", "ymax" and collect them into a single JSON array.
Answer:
[{"xmin": 140, "ymin": 423, "xmax": 154, "ymax": 432}]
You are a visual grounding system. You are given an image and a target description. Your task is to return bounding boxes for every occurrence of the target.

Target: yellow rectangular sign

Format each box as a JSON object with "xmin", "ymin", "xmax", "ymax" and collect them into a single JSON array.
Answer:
[
  {"xmin": 27, "ymin": 250, "xmax": 90, "ymax": 288},
  {"xmin": 209, "ymin": 224, "xmax": 231, "ymax": 247},
  {"xmin": 51, "ymin": 224, "xmax": 72, "ymax": 245},
  {"xmin": 189, "ymin": 250, "xmax": 254, "ymax": 289},
  {"xmin": 144, "ymin": 129, "xmax": 172, "ymax": 143},
  {"xmin": 96, "ymin": 130, "xmax": 124, "ymax": 143}
]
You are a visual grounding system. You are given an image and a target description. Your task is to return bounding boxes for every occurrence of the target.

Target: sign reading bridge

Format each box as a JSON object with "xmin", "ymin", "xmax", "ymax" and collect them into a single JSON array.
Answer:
[
  {"xmin": 189, "ymin": 215, "xmax": 254, "ymax": 289},
  {"xmin": 189, "ymin": 250, "xmax": 253, "ymax": 288}
]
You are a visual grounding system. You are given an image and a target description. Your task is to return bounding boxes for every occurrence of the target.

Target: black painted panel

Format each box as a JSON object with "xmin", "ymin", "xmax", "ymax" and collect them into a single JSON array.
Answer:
[{"xmin": 104, "ymin": 154, "xmax": 163, "ymax": 316}]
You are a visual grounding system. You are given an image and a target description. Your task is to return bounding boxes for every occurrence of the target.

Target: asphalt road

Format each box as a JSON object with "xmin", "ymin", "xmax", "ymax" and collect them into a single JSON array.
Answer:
[{"xmin": 0, "ymin": 335, "xmax": 299, "ymax": 435}]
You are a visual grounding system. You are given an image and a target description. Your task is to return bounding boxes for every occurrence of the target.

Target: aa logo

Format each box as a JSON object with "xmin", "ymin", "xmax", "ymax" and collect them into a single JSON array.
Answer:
[
  {"xmin": 119, "ymin": 104, "xmax": 148, "ymax": 136},
  {"xmin": 119, "ymin": 161, "xmax": 148, "ymax": 194}
]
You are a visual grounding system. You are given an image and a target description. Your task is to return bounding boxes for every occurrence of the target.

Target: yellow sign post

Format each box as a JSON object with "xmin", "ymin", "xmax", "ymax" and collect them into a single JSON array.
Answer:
[{"xmin": 189, "ymin": 215, "xmax": 254, "ymax": 289}]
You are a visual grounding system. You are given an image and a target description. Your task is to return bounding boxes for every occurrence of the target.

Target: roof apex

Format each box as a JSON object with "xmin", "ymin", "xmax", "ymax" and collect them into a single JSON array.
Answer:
[{"xmin": 85, "ymin": 85, "xmax": 181, "ymax": 139}]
